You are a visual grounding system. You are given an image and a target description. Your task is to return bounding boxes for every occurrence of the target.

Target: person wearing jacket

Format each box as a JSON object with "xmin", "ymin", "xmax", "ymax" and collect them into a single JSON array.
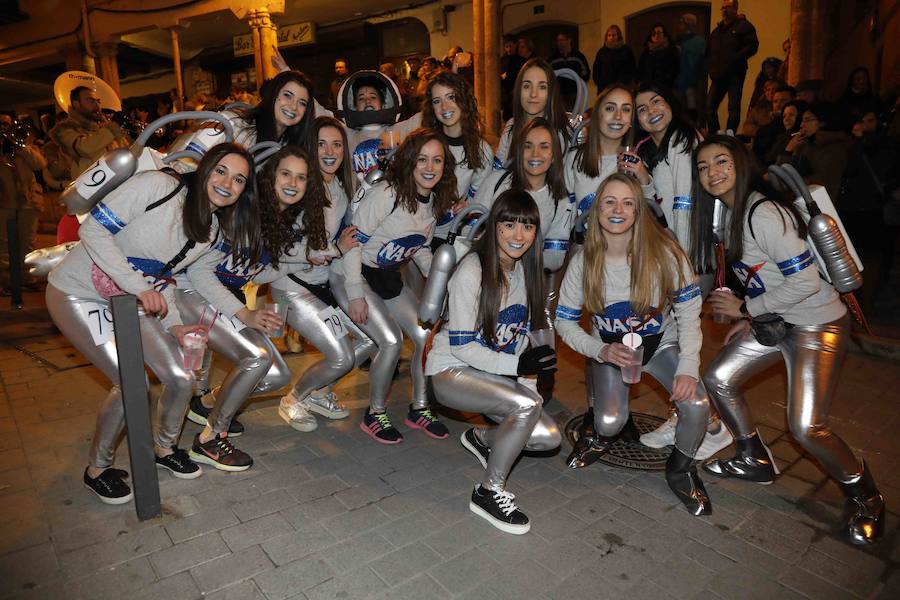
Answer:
[
  {"xmin": 49, "ymin": 86, "xmax": 130, "ymax": 177},
  {"xmin": 426, "ymin": 189, "xmax": 561, "ymax": 534},
  {"xmin": 592, "ymin": 26, "xmax": 637, "ymax": 92},
  {"xmin": 694, "ymin": 135, "xmax": 885, "ymax": 546},
  {"xmin": 705, "ymin": 0, "xmax": 759, "ymax": 133},
  {"xmin": 638, "ymin": 24, "xmax": 680, "ymax": 91}
]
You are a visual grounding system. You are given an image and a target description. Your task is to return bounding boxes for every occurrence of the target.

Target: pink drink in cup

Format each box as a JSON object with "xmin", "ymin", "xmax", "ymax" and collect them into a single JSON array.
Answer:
[
  {"xmin": 182, "ymin": 331, "xmax": 207, "ymax": 371},
  {"xmin": 621, "ymin": 332, "xmax": 644, "ymax": 384}
]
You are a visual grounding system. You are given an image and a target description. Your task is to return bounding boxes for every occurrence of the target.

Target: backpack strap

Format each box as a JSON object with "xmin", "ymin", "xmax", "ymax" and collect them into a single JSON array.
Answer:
[
  {"xmin": 746, "ymin": 197, "xmax": 771, "ymax": 242},
  {"xmin": 493, "ymin": 170, "xmax": 513, "ymax": 195},
  {"xmin": 145, "ymin": 168, "xmax": 186, "ymax": 212}
]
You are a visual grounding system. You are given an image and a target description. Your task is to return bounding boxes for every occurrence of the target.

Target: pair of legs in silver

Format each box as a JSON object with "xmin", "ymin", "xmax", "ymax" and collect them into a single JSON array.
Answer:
[
  {"xmin": 703, "ymin": 315, "xmax": 884, "ymax": 544},
  {"xmin": 569, "ymin": 343, "xmax": 713, "ymax": 515}
]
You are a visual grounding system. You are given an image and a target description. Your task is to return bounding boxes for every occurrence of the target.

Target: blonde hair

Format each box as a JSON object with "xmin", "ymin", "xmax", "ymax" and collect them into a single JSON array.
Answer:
[{"xmin": 582, "ymin": 173, "xmax": 691, "ymax": 316}]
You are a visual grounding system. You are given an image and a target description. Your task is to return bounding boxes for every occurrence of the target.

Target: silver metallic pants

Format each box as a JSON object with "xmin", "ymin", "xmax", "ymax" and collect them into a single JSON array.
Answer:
[
  {"xmin": 175, "ymin": 289, "xmax": 291, "ymax": 434},
  {"xmin": 330, "ymin": 270, "xmax": 430, "ymax": 411},
  {"xmin": 431, "ymin": 367, "xmax": 562, "ymax": 491},
  {"xmin": 271, "ymin": 286, "xmax": 375, "ymax": 399},
  {"xmin": 588, "ymin": 344, "xmax": 709, "ymax": 457},
  {"xmin": 46, "ymin": 284, "xmax": 194, "ymax": 468},
  {"xmin": 703, "ymin": 314, "xmax": 862, "ymax": 483}
]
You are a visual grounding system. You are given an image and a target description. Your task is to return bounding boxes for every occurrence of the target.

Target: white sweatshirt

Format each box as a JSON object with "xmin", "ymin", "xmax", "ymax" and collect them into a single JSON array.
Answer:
[
  {"xmin": 433, "ymin": 137, "xmax": 495, "ymax": 240},
  {"xmin": 335, "ymin": 180, "xmax": 435, "ymax": 300},
  {"xmin": 564, "ymin": 149, "xmax": 657, "ymax": 221},
  {"xmin": 493, "ymin": 119, "xmax": 569, "ymax": 171},
  {"xmin": 554, "ymin": 248, "xmax": 703, "ymax": 380},
  {"xmin": 49, "ymin": 170, "xmax": 223, "ymax": 328},
  {"xmin": 733, "ymin": 192, "xmax": 846, "ymax": 325},
  {"xmin": 644, "ymin": 136, "xmax": 699, "ymax": 250},
  {"xmin": 474, "ymin": 170, "xmax": 574, "ymax": 272},
  {"xmin": 425, "ymin": 254, "xmax": 530, "ymax": 376},
  {"xmin": 346, "ymin": 113, "xmax": 423, "ymax": 178}
]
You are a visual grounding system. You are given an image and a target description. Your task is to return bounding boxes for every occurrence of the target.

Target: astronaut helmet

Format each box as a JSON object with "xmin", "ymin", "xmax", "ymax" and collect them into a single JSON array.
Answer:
[{"xmin": 336, "ymin": 70, "xmax": 403, "ymax": 129}]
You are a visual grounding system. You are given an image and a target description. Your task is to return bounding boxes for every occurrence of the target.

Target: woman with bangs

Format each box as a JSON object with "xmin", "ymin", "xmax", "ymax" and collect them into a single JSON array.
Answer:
[
  {"xmin": 47, "ymin": 143, "xmax": 259, "ymax": 503},
  {"xmin": 566, "ymin": 84, "xmax": 655, "ymax": 221},
  {"xmin": 272, "ymin": 120, "xmax": 375, "ymax": 432},
  {"xmin": 331, "ymin": 128, "xmax": 458, "ymax": 444},
  {"xmin": 422, "ymin": 72, "xmax": 495, "ymax": 248},
  {"xmin": 426, "ymin": 189, "xmax": 561, "ymax": 534},
  {"xmin": 556, "ymin": 173, "xmax": 712, "ymax": 516},
  {"xmin": 493, "ymin": 58, "xmax": 570, "ymax": 171}
]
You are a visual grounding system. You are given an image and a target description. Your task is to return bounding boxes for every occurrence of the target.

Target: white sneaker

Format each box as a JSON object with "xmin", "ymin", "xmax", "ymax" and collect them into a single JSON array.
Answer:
[
  {"xmin": 640, "ymin": 414, "xmax": 678, "ymax": 448},
  {"xmin": 303, "ymin": 392, "xmax": 349, "ymax": 420},
  {"xmin": 278, "ymin": 393, "xmax": 318, "ymax": 432},
  {"xmin": 694, "ymin": 423, "xmax": 734, "ymax": 460}
]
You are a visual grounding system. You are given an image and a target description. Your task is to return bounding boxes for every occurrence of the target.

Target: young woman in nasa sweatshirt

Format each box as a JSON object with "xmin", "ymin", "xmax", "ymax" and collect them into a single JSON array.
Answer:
[
  {"xmin": 693, "ymin": 135, "xmax": 884, "ymax": 545},
  {"xmin": 555, "ymin": 172, "xmax": 712, "ymax": 516},
  {"xmin": 425, "ymin": 189, "xmax": 561, "ymax": 534},
  {"xmin": 331, "ymin": 128, "xmax": 458, "ymax": 444},
  {"xmin": 46, "ymin": 142, "xmax": 257, "ymax": 504}
]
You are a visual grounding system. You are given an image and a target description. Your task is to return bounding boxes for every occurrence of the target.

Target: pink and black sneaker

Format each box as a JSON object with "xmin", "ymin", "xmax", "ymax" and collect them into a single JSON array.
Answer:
[
  {"xmin": 360, "ymin": 409, "xmax": 404, "ymax": 444},
  {"xmin": 405, "ymin": 405, "xmax": 449, "ymax": 439}
]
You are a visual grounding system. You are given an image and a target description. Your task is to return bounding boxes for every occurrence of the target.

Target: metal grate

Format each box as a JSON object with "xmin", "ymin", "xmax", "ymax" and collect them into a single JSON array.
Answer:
[{"xmin": 564, "ymin": 411, "xmax": 670, "ymax": 471}]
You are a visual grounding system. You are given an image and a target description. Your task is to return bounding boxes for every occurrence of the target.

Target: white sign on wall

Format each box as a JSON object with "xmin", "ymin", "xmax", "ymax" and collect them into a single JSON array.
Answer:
[{"xmin": 233, "ymin": 21, "xmax": 316, "ymax": 57}]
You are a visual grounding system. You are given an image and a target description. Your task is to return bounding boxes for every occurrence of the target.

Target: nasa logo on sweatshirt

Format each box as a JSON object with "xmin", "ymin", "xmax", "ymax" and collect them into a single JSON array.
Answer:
[
  {"xmin": 478, "ymin": 303, "xmax": 528, "ymax": 354},
  {"xmin": 731, "ymin": 261, "xmax": 766, "ymax": 298},
  {"xmin": 376, "ymin": 234, "xmax": 427, "ymax": 268},
  {"xmin": 592, "ymin": 301, "xmax": 663, "ymax": 336},
  {"xmin": 352, "ymin": 138, "xmax": 383, "ymax": 175}
]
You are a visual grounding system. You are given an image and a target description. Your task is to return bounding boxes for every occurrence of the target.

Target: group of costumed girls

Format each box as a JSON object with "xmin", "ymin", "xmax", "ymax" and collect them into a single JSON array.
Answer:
[{"xmin": 45, "ymin": 60, "xmax": 883, "ymax": 544}]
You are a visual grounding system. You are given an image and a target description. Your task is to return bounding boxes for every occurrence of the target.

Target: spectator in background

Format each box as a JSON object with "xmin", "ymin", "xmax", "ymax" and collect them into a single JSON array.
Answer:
[
  {"xmin": 638, "ymin": 23, "xmax": 680, "ymax": 91},
  {"xmin": 789, "ymin": 103, "xmax": 850, "ymax": 202},
  {"xmin": 49, "ymin": 86, "xmax": 130, "ymax": 178},
  {"xmin": 330, "ymin": 58, "xmax": 349, "ymax": 110},
  {"xmin": 501, "ymin": 35, "xmax": 524, "ymax": 121},
  {"xmin": 674, "ymin": 14, "xmax": 706, "ymax": 123},
  {"xmin": 777, "ymin": 38, "xmax": 791, "ymax": 83},
  {"xmin": 705, "ymin": 0, "xmax": 758, "ymax": 133},
  {"xmin": 549, "ymin": 32, "xmax": 590, "ymax": 112},
  {"xmin": 747, "ymin": 57, "xmax": 782, "ymax": 109},
  {"xmin": 795, "ymin": 79, "xmax": 825, "ymax": 105},
  {"xmin": 764, "ymin": 98, "xmax": 808, "ymax": 166},
  {"xmin": 741, "ymin": 79, "xmax": 779, "ymax": 139},
  {"xmin": 752, "ymin": 84, "xmax": 795, "ymax": 163},
  {"xmin": 593, "ymin": 25, "xmax": 636, "ymax": 92},
  {"xmin": 836, "ymin": 67, "xmax": 882, "ymax": 133},
  {"xmin": 517, "ymin": 37, "xmax": 535, "ymax": 62},
  {"xmin": 402, "ymin": 56, "xmax": 423, "ymax": 111}
]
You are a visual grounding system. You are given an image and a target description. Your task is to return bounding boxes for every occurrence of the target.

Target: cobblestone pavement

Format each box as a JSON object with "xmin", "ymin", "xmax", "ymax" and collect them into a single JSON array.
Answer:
[{"xmin": 1, "ymin": 289, "xmax": 898, "ymax": 600}]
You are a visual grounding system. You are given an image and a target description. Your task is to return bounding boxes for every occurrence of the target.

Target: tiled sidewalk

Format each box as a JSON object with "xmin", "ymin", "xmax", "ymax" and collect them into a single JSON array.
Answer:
[{"xmin": 0, "ymin": 293, "xmax": 898, "ymax": 600}]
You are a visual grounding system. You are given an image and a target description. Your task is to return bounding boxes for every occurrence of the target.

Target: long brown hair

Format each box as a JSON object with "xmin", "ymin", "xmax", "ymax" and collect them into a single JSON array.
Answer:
[
  {"xmin": 183, "ymin": 142, "xmax": 261, "ymax": 265},
  {"xmin": 510, "ymin": 118, "xmax": 567, "ymax": 202},
  {"xmin": 582, "ymin": 173, "xmax": 690, "ymax": 316},
  {"xmin": 468, "ymin": 189, "xmax": 546, "ymax": 346},
  {"xmin": 258, "ymin": 145, "xmax": 328, "ymax": 265},
  {"xmin": 422, "ymin": 72, "xmax": 486, "ymax": 171},
  {"xmin": 510, "ymin": 58, "xmax": 569, "ymax": 155},
  {"xmin": 575, "ymin": 84, "xmax": 634, "ymax": 178},
  {"xmin": 307, "ymin": 116, "xmax": 356, "ymax": 204},
  {"xmin": 384, "ymin": 128, "xmax": 457, "ymax": 219}
]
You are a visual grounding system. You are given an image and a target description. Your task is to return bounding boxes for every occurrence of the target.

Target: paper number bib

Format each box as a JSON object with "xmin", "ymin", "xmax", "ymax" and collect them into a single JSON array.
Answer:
[
  {"xmin": 318, "ymin": 305, "xmax": 347, "ymax": 339},
  {"xmin": 82, "ymin": 301, "xmax": 115, "ymax": 346}
]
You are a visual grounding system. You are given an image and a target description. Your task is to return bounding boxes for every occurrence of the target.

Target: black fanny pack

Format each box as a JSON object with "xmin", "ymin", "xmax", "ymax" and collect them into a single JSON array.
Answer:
[
  {"xmin": 750, "ymin": 313, "xmax": 793, "ymax": 346},
  {"xmin": 287, "ymin": 274, "xmax": 338, "ymax": 307},
  {"xmin": 599, "ymin": 331, "xmax": 663, "ymax": 366},
  {"xmin": 361, "ymin": 264, "xmax": 403, "ymax": 300}
]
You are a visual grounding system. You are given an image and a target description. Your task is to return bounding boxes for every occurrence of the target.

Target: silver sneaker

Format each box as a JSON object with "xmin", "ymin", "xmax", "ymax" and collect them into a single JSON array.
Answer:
[
  {"xmin": 303, "ymin": 392, "xmax": 349, "ymax": 420},
  {"xmin": 278, "ymin": 395, "xmax": 318, "ymax": 432},
  {"xmin": 640, "ymin": 413, "xmax": 678, "ymax": 448}
]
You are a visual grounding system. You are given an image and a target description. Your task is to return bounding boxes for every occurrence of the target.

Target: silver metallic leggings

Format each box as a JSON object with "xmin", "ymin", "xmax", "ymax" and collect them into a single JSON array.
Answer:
[
  {"xmin": 704, "ymin": 314, "xmax": 862, "ymax": 483},
  {"xmin": 330, "ymin": 270, "xmax": 430, "ymax": 411},
  {"xmin": 431, "ymin": 367, "xmax": 562, "ymax": 491},
  {"xmin": 271, "ymin": 286, "xmax": 375, "ymax": 399},
  {"xmin": 588, "ymin": 344, "xmax": 709, "ymax": 457},
  {"xmin": 46, "ymin": 284, "xmax": 194, "ymax": 468},
  {"xmin": 175, "ymin": 289, "xmax": 291, "ymax": 434}
]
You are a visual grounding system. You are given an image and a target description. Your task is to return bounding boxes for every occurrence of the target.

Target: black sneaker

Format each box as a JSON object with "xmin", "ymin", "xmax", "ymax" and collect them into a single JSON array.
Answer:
[
  {"xmin": 469, "ymin": 485, "xmax": 530, "ymax": 534},
  {"xmin": 83, "ymin": 467, "xmax": 133, "ymax": 505},
  {"xmin": 189, "ymin": 433, "xmax": 253, "ymax": 472},
  {"xmin": 186, "ymin": 392, "xmax": 244, "ymax": 437},
  {"xmin": 404, "ymin": 405, "xmax": 449, "ymax": 439},
  {"xmin": 461, "ymin": 428, "xmax": 489, "ymax": 469},
  {"xmin": 360, "ymin": 410, "xmax": 403, "ymax": 444},
  {"xmin": 155, "ymin": 447, "xmax": 202, "ymax": 479}
]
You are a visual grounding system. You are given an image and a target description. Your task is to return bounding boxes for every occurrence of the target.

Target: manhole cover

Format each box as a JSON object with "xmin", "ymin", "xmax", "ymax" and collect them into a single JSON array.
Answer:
[{"xmin": 564, "ymin": 411, "xmax": 670, "ymax": 471}]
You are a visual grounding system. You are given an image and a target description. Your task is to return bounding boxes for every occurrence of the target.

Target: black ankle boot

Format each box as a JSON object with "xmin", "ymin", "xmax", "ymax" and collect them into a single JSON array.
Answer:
[
  {"xmin": 666, "ymin": 448, "xmax": 712, "ymax": 516},
  {"xmin": 702, "ymin": 431, "xmax": 778, "ymax": 484},
  {"xmin": 619, "ymin": 414, "xmax": 641, "ymax": 443},
  {"xmin": 838, "ymin": 462, "xmax": 885, "ymax": 545},
  {"xmin": 577, "ymin": 408, "xmax": 595, "ymax": 439},
  {"xmin": 566, "ymin": 433, "xmax": 616, "ymax": 469}
]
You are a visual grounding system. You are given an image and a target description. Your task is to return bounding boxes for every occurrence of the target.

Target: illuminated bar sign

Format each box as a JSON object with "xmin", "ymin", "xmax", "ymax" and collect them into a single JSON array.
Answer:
[{"xmin": 233, "ymin": 21, "xmax": 317, "ymax": 57}]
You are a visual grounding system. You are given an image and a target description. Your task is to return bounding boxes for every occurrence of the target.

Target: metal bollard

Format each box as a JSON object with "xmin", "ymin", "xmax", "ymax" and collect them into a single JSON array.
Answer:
[
  {"xmin": 110, "ymin": 295, "xmax": 161, "ymax": 521},
  {"xmin": 6, "ymin": 210, "xmax": 23, "ymax": 308}
]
